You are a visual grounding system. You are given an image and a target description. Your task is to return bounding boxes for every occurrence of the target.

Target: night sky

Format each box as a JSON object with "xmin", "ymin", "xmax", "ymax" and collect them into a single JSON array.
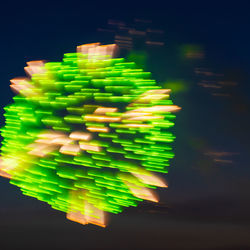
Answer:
[{"xmin": 0, "ymin": 1, "xmax": 250, "ymax": 249}]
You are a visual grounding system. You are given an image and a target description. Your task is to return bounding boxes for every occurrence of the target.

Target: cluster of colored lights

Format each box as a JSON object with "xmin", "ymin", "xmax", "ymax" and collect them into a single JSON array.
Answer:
[{"xmin": 0, "ymin": 43, "xmax": 179, "ymax": 227}]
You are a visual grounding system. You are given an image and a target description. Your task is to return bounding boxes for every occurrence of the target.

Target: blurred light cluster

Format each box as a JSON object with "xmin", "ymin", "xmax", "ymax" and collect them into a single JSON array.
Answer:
[
  {"xmin": 0, "ymin": 43, "xmax": 179, "ymax": 227},
  {"xmin": 98, "ymin": 19, "xmax": 165, "ymax": 51},
  {"xmin": 204, "ymin": 151, "xmax": 239, "ymax": 165},
  {"xmin": 181, "ymin": 45, "xmax": 204, "ymax": 59},
  {"xmin": 195, "ymin": 67, "xmax": 239, "ymax": 98}
]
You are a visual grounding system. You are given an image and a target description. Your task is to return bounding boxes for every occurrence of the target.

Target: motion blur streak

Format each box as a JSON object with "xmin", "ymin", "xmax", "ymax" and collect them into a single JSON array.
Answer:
[{"xmin": 0, "ymin": 43, "xmax": 179, "ymax": 227}]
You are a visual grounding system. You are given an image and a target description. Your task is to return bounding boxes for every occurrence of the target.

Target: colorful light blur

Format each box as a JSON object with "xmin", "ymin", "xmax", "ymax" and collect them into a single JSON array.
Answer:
[{"xmin": 0, "ymin": 43, "xmax": 179, "ymax": 227}]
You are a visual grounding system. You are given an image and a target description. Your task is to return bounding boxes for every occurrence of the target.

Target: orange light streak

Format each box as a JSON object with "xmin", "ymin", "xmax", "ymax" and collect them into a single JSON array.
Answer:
[
  {"xmin": 86, "ymin": 127, "xmax": 109, "ymax": 133},
  {"xmin": 132, "ymin": 105, "xmax": 181, "ymax": 113},
  {"xmin": 79, "ymin": 142, "xmax": 101, "ymax": 152},
  {"xmin": 132, "ymin": 172, "xmax": 168, "ymax": 188},
  {"xmin": 59, "ymin": 144, "xmax": 81, "ymax": 156},
  {"xmin": 124, "ymin": 181, "xmax": 159, "ymax": 202},
  {"xmin": 84, "ymin": 115, "xmax": 121, "ymax": 122},
  {"xmin": 94, "ymin": 107, "xmax": 118, "ymax": 114},
  {"xmin": 69, "ymin": 131, "xmax": 92, "ymax": 141}
]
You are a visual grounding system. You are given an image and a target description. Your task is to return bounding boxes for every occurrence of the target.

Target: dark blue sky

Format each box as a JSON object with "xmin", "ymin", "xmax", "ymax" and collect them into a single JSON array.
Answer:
[{"xmin": 0, "ymin": 1, "xmax": 250, "ymax": 249}]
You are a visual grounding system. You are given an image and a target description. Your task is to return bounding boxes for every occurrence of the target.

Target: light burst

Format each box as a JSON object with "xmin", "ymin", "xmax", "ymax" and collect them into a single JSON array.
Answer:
[{"xmin": 0, "ymin": 43, "xmax": 179, "ymax": 227}]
